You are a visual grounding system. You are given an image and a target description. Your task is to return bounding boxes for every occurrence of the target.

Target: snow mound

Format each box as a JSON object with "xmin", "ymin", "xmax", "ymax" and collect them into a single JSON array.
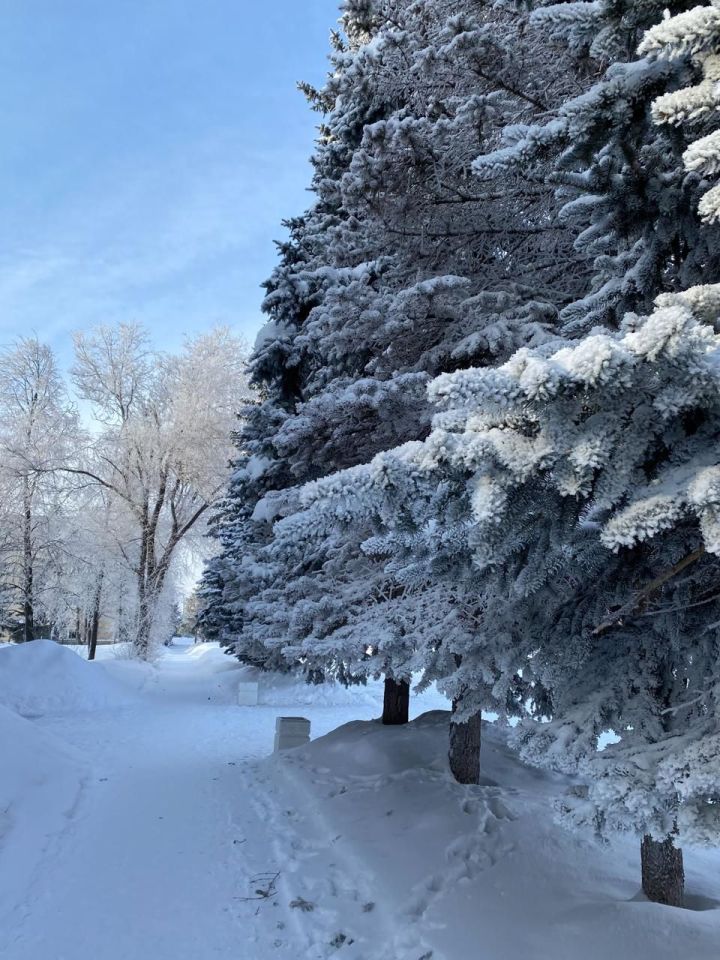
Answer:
[
  {"xmin": 255, "ymin": 712, "xmax": 720, "ymax": 960},
  {"xmin": 0, "ymin": 704, "xmax": 86, "ymax": 920},
  {"xmin": 0, "ymin": 640, "xmax": 135, "ymax": 718},
  {"xmin": 294, "ymin": 709, "xmax": 453, "ymax": 777}
]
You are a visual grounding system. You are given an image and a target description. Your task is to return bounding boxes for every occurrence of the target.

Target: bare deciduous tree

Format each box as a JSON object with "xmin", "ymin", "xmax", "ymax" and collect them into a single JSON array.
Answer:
[
  {"xmin": 0, "ymin": 338, "xmax": 78, "ymax": 641},
  {"xmin": 66, "ymin": 323, "xmax": 251, "ymax": 656}
]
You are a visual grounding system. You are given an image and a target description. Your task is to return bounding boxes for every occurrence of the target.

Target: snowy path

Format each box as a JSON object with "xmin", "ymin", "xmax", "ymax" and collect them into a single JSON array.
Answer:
[
  {"xmin": 5, "ymin": 642, "xmax": 720, "ymax": 960},
  {"xmin": 0, "ymin": 644, "xmax": 405, "ymax": 960}
]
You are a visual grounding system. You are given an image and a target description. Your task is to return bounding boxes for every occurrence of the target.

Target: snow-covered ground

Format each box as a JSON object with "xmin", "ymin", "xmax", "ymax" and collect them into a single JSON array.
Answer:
[{"xmin": 1, "ymin": 639, "xmax": 719, "ymax": 959}]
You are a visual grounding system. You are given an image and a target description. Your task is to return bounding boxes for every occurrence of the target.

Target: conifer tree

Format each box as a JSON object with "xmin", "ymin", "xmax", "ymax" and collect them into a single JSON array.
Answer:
[
  {"xmin": 203, "ymin": 0, "xmax": 585, "ymax": 737},
  {"xmin": 475, "ymin": 0, "xmax": 720, "ymax": 333},
  {"xmin": 199, "ymin": 4, "xmax": 402, "ymax": 676},
  {"xmin": 255, "ymin": 4, "xmax": 720, "ymax": 881},
  {"xmin": 281, "ymin": 280, "xmax": 720, "ymax": 899},
  {"xmin": 640, "ymin": 1, "xmax": 720, "ymax": 223}
]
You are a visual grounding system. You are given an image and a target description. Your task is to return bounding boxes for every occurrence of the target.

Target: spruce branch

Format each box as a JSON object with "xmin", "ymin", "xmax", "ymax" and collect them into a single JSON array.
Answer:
[{"xmin": 592, "ymin": 546, "xmax": 706, "ymax": 635}]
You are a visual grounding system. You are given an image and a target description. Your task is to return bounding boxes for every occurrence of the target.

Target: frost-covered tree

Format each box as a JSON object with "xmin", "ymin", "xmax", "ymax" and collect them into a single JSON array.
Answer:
[
  {"xmin": 0, "ymin": 338, "xmax": 78, "ymax": 642},
  {"xmin": 67, "ymin": 324, "xmax": 250, "ymax": 657},
  {"xmin": 640, "ymin": 1, "xmax": 720, "ymax": 222},
  {"xmin": 202, "ymin": 0, "xmax": 586, "ymax": 729},
  {"xmin": 41, "ymin": 487, "xmax": 141, "ymax": 656},
  {"xmin": 280, "ymin": 281, "xmax": 720, "ymax": 900},
  {"xmin": 475, "ymin": 0, "xmax": 720, "ymax": 333}
]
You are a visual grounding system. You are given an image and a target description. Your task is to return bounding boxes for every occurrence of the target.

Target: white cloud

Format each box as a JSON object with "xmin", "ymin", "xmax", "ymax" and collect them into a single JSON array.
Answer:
[{"xmin": 0, "ymin": 132, "xmax": 314, "ymax": 361}]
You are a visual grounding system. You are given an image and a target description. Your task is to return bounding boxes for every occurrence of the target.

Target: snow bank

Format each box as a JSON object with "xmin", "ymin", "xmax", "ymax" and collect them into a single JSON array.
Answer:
[
  {"xmin": 0, "ymin": 704, "xmax": 86, "ymax": 920},
  {"xmin": 254, "ymin": 712, "xmax": 720, "ymax": 960},
  {"xmin": 0, "ymin": 640, "xmax": 135, "ymax": 718}
]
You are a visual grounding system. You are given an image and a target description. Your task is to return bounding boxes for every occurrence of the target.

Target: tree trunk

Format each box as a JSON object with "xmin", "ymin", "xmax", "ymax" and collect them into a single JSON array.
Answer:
[
  {"xmin": 23, "ymin": 594, "xmax": 34, "ymax": 643},
  {"xmin": 134, "ymin": 549, "xmax": 154, "ymax": 657},
  {"xmin": 449, "ymin": 699, "xmax": 481, "ymax": 784},
  {"xmin": 641, "ymin": 834, "xmax": 684, "ymax": 907},
  {"xmin": 88, "ymin": 611, "xmax": 99, "ymax": 661},
  {"xmin": 134, "ymin": 537, "xmax": 170, "ymax": 657},
  {"xmin": 88, "ymin": 572, "xmax": 104, "ymax": 662},
  {"xmin": 134, "ymin": 578, "xmax": 161, "ymax": 658},
  {"xmin": 382, "ymin": 677, "xmax": 409, "ymax": 725},
  {"xmin": 134, "ymin": 593, "xmax": 152, "ymax": 657},
  {"xmin": 22, "ymin": 478, "xmax": 33, "ymax": 643}
]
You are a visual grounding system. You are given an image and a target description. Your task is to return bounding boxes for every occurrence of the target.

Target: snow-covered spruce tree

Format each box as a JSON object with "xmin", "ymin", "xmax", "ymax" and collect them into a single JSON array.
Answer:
[
  {"xmin": 640, "ymin": 2, "xmax": 720, "ymax": 223},
  {"xmin": 277, "ymin": 0, "xmax": 586, "ymax": 733},
  {"xmin": 474, "ymin": 0, "xmax": 720, "ymax": 334},
  {"xmin": 436, "ymin": 285, "xmax": 720, "ymax": 906},
  {"xmin": 198, "ymin": 4, "xmax": 400, "ymax": 675},
  {"xmin": 204, "ymin": 0, "xmax": 586, "ymax": 734},
  {"xmin": 410, "ymin": 1, "xmax": 720, "ymax": 886},
  {"xmin": 281, "ymin": 282, "xmax": 720, "ymax": 900}
]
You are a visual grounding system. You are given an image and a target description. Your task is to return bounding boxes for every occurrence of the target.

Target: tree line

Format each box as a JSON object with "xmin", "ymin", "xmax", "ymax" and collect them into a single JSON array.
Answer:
[
  {"xmin": 0, "ymin": 325, "xmax": 249, "ymax": 656},
  {"xmin": 200, "ymin": 0, "xmax": 720, "ymax": 907}
]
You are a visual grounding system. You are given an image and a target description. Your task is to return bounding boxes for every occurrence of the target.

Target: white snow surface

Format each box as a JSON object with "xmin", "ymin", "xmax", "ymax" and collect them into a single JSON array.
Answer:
[
  {"xmin": 1, "ymin": 639, "xmax": 719, "ymax": 959},
  {"xmin": 0, "ymin": 703, "xmax": 87, "ymax": 914},
  {"xmin": 0, "ymin": 639, "xmax": 135, "ymax": 717}
]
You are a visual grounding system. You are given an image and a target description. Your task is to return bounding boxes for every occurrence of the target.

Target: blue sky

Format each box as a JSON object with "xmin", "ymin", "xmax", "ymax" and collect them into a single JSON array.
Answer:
[{"xmin": 0, "ymin": 0, "xmax": 340, "ymax": 363}]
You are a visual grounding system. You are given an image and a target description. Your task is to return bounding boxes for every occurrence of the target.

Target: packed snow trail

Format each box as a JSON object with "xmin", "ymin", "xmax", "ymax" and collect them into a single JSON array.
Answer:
[
  {"xmin": 4, "ymin": 640, "xmax": 720, "ymax": 960},
  {"xmin": 0, "ymin": 642, "xmax": 421, "ymax": 960}
]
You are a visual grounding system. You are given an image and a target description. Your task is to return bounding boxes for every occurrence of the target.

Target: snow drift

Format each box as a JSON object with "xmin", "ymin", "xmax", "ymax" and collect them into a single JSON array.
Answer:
[
  {"xmin": 0, "ymin": 639, "xmax": 135, "ymax": 718},
  {"xmin": 251, "ymin": 712, "xmax": 720, "ymax": 960}
]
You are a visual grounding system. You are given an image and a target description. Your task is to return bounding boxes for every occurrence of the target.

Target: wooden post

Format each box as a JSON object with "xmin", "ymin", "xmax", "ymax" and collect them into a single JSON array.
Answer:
[{"xmin": 274, "ymin": 717, "xmax": 311, "ymax": 751}]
